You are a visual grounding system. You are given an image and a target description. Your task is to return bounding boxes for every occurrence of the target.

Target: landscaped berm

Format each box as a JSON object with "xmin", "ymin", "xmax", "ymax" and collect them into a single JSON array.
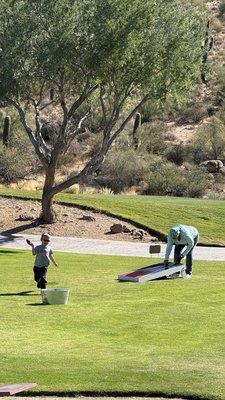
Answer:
[{"xmin": 1, "ymin": 248, "xmax": 225, "ymax": 400}]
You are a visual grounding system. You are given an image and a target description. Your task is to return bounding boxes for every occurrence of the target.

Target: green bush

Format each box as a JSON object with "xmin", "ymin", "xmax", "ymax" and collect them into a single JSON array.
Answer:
[
  {"xmin": 176, "ymin": 101, "xmax": 207, "ymax": 124},
  {"xmin": 0, "ymin": 144, "xmax": 30, "ymax": 183},
  {"xmin": 145, "ymin": 162, "xmax": 210, "ymax": 197},
  {"xmin": 188, "ymin": 117, "xmax": 225, "ymax": 163},
  {"xmin": 165, "ymin": 143, "xmax": 188, "ymax": 165},
  {"xmin": 218, "ymin": 0, "xmax": 225, "ymax": 18},
  {"xmin": 98, "ymin": 148, "xmax": 148, "ymax": 193},
  {"xmin": 138, "ymin": 121, "xmax": 167, "ymax": 155}
]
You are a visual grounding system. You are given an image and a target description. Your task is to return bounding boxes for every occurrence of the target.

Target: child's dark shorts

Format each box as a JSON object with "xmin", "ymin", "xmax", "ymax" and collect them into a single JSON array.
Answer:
[{"xmin": 33, "ymin": 266, "xmax": 47, "ymax": 289}]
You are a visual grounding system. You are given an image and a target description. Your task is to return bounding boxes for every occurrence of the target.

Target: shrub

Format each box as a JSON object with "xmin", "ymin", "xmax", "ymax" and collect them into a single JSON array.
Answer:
[
  {"xmin": 138, "ymin": 121, "xmax": 167, "ymax": 155},
  {"xmin": 185, "ymin": 167, "xmax": 211, "ymax": 197},
  {"xmin": 98, "ymin": 148, "xmax": 148, "ymax": 193},
  {"xmin": 218, "ymin": 0, "xmax": 225, "ymax": 18},
  {"xmin": 145, "ymin": 162, "xmax": 210, "ymax": 197},
  {"xmin": 165, "ymin": 143, "xmax": 188, "ymax": 165},
  {"xmin": 0, "ymin": 144, "xmax": 30, "ymax": 183},
  {"xmin": 189, "ymin": 117, "xmax": 225, "ymax": 163},
  {"xmin": 176, "ymin": 102, "xmax": 207, "ymax": 124}
]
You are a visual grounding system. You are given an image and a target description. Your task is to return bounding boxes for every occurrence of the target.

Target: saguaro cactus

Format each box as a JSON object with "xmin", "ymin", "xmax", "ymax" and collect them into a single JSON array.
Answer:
[
  {"xmin": 2, "ymin": 116, "xmax": 11, "ymax": 147},
  {"xmin": 50, "ymin": 88, "xmax": 54, "ymax": 100},
  {"xmin": 132, "ymin": 112, "xmax": 141, "ymax": 149},
  {"xmin": 201, "ymin": 20, "xmax": 213, "ymax": 84}
]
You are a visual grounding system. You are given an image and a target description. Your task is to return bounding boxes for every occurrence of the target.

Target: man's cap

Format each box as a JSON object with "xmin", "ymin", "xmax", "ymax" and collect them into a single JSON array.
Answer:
[{"xmin": 170, "ymin": 227, "xmax": 180, "ymax": 237}]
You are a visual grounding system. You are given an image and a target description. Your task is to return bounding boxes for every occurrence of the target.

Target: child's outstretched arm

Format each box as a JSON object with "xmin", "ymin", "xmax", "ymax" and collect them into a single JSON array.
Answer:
[
  {"xmin": 50, "ymin": 254, "xmax": 59, "ymax": 267},
  {"xmin": 26, "ymin": 239, "xmax": 36, "ymax": 255}
]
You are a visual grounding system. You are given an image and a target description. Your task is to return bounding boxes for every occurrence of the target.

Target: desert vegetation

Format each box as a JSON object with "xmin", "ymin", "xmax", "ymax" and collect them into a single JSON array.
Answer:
[{"xmin": 1, "ymin": 0, "xmax": 225, "ymax": 220}]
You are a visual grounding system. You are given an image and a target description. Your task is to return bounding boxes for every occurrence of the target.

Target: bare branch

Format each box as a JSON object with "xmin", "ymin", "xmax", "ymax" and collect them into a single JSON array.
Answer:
[
  {"xmin": 30, "ymin": 98, "xmax": 41, "ymax": 135},
  {"xmin": 99, "ymin": 86, "xmax": 107, "ymax": 124},
  {"xmin": 65, "ymin": 111, "xmax": 89, "ymax": 143},
  {"xmin": 8, "ymin": 99, "xmax": 50, "ymax": 167},
  {"xmin": 37, "ymin": 81, "xmax": 46, "ymax": 106},
  {"xmin": 48, "ymin": 92, "xmax": 144, "ymax": 195},
  {"xmin": 108, "ymin": 93, "xmax": 150, "ymax": 146},
  {"xmin": 50, "ymin": 151, "xmax": 104, "ymax": 196},
  {"xmin": 102, "ymin": 86, "xmax": 131, "ymax": 140},
  {"xmin": 59, "ymin": 73, "xmax": 68, "ymax": 125},
  {"xmin": 9, "ymin": 99, "xmax": 35, "ymax": 140},
  {"xmin": 39, "ymin": 100, "xmax": 55, "ymax": 111},
  {"xmin": 67, "ymin": 83, "xmax": 98, "ymax": 120}
]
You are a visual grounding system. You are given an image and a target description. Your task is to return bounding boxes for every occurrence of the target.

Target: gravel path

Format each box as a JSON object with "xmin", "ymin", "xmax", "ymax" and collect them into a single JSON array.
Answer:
[{"xmin": 0, "ymin": 232, "xmax": 225, "ymax": 261}]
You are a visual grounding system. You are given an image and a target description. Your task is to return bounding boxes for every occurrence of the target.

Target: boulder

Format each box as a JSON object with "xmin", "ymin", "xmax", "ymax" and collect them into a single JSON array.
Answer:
[
  {"xmin": 201, "ymin": 160, "xmax": 224, "ymax": 173},
  {"xmin": 219, "ymin": 166, "xmax": 225, "ymax": 176},
  {"xmin": 80, "ymin": 215, "xmax": 96, "ymax": 222},
  {"xmin": 131, "ymin": 229, "xmax": 144, "ymax": 239},
  {"xmin": 110, "ymin": 223, "xmax": 123, "ymax": 234},
  {"xmin": 17, "ymin": 213, "xmax": 34, "ymax": 221},
  {"xmin": 122, "ymin": 225, "xmax": 131, "ymax": 233}
]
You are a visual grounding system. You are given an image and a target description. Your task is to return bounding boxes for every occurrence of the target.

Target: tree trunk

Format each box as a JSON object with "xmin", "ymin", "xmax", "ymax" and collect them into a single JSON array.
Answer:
[{"xmin": 41, "ymin": 167, "xmax": 56, "ymax": 223}]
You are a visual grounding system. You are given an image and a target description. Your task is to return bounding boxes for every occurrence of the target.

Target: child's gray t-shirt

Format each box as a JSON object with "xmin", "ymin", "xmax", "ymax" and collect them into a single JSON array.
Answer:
[{"xmin": 34, "ymin": 244, "xmax": 53, "ymax": 268}]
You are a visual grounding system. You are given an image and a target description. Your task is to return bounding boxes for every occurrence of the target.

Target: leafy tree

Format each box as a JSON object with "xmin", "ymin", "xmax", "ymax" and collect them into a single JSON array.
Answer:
[{"xmin": 0, "ymin": 0, "xmax": 206, "ymax": 222}]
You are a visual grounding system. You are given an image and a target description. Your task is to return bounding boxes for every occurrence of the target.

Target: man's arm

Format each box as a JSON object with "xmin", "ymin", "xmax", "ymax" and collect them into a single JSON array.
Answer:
[
  {"xmin": 163, "ymin": 235, "xmax": 173, "ymax": 265},
  {"xmin": 181, "ymin": 235, "xmax": 194, "ymax": 257}
]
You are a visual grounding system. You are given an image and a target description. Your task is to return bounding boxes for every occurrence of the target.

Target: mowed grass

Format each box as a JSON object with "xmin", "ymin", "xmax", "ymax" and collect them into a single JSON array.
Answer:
[
  {"xmin": 0, "ymin": 188, "xmax": 225, "ymax": 245},
  {"xmin": 1, "ymin": 249, "xmax": 225, "ymax": 399}
]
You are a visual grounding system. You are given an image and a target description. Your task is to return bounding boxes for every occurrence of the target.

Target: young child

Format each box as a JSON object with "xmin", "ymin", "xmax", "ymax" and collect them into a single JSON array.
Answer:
[{"xmin": 27, "ymin": 233, "xmax": 59, "ymax": 289}]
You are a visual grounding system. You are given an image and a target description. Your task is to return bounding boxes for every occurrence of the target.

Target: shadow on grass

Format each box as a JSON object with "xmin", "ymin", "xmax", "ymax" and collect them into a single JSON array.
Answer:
[
  {"xmin": 0, "ymin": 291, "xmax": 39, "ymax": 296},
  {"xmin": 24, "ymin": 390, "xmax": 213, "ymax": 400},
  {"xmin": 26, "ymin": 303, "xmax": 46, "ymax": 306},
  {"xmin": 0, "ymin": 249, "xmax": 25, "ymax": 254}
]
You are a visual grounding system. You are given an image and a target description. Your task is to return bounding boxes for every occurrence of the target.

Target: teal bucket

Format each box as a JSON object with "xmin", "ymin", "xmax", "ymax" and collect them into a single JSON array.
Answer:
[{"xmin": 41, "ymin": 288, "xmax": 70, "ymax": 305}]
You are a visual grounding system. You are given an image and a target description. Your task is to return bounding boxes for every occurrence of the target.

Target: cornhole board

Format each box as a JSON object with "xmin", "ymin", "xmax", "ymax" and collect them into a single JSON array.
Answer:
[
  {"xmin": 0, "ymin": 383, "xmax": 37, "ymax": 396},
  {"xmin": 118, "ymin": 262, "xmax": 184, "ymax": 282}
]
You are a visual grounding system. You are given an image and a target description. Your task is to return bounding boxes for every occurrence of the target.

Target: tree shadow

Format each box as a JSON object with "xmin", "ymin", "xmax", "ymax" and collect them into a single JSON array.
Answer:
[
  {"xmin": 0, "ymin": 219, "xmax": 43, "ymax": 245},
  {"xmin": 0, "ymin": 249, "xmax": 24, "ymax": 254},
  {"xmin": 26, "ymin": 390, "xmax": 212, "ymax": 400},
  {"xmin": 0, "ymin": 291, "xmax": 39, "ymax": 296}
]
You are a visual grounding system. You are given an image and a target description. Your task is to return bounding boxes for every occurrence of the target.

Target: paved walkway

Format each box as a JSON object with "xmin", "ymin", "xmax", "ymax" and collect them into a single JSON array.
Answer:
[{"xmin": 0, "ymin": 233, "xmax": 225, "ymax": 261}]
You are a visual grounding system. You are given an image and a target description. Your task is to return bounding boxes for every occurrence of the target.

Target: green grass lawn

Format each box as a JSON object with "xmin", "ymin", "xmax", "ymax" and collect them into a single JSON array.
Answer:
[
  {"xmin": 1, "ymin": 248, "xmax": 225, "ymax": 399},
  {"xmin": 0, "ymin": 188, "xmax": 225, "ymax": 245}
]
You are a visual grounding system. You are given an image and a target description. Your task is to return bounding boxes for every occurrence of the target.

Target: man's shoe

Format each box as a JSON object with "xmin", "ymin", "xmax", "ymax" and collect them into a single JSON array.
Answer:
[{"xmin": 181, "ymin": 270, "xmax": 191, "ymax": 279}]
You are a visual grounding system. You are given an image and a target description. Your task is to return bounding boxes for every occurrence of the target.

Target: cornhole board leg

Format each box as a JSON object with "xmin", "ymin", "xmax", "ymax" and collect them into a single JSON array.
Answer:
[
  {"xmin": 0, "ymin": 383, "xmax": 37, "ymax": 396},
  {"xmin": 118, "ymin": 263, "xmax": 185, "ymax": 282}
]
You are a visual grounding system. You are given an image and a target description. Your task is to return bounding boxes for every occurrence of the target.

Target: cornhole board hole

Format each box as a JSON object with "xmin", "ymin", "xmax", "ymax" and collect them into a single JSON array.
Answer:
[
  {"xmin": 0, "ymin": 383, "xmax": 37, "ymax": 396},
  {"xmin": 41, "ymin": 288, "xmax": 70, "ymax": 305},
  {"xmin": 118, "ymin": 262, "xmax": 184, "ymax": 282}
]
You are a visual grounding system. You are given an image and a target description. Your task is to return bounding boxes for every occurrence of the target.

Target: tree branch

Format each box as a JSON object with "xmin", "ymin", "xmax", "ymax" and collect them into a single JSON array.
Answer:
[
  {"xmin": 30, "ymin": 98, "xmax": 41, "ymax": 135},
  {"xmin": 39, "ymin": 100, "xmax": 55, "ymax": 111},
  {"xmin": 108, "ymin": 93, "xmax": 150, "ymax": 146},
  {"xmin": 9, "ymin": 99, "xmax": 50, "ymax": 167},
  {"xmin": 37, "ymin": 81, "xmax": 46, "ymax": 106},
  {"xmin": 99, "ymin": 85, "xmax": 107, "ymax": 124},
  {"xmin": 58, "ymin": 73, "xmax": 68, "ymax": 126},
  {"xmin": 67, "ymin": 83, "xmax": 98, "ymax": 120}
]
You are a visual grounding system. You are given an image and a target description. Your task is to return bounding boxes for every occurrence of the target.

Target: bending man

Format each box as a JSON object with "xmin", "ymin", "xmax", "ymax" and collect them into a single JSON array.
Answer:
[{"xmin": 163, "ymin": 224, "xmax": 199, "ymax": 278}]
